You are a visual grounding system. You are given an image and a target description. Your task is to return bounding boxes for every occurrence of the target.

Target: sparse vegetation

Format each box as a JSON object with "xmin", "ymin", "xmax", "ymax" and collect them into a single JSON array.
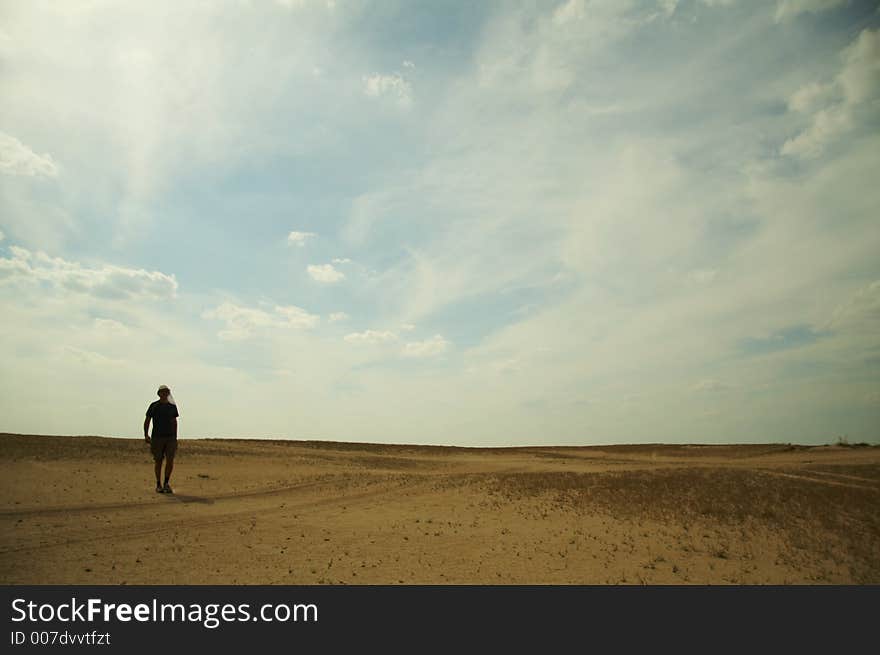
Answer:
[{"xmin": 489, "ymin": 465, "xmax": 880, "ymax": 582}]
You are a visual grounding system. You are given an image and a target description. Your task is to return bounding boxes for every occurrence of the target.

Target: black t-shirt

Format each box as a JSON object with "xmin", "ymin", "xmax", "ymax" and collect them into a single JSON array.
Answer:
[{"xmin": 146, "ymin": 401, "xmax": 179, "ymax": 438}]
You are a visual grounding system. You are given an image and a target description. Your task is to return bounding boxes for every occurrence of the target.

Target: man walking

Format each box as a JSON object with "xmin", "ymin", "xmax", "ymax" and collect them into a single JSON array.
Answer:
[{"xmin": 144, "ymin": 384, "xmax": 179, "ymax": 494}]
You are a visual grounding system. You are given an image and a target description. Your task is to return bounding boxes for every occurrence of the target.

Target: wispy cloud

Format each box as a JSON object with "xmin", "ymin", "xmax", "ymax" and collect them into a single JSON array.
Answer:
[
  {"xmin": 825, "ymin": 280, "xmax": 880, "ymax": 334},
  {"xmin": 552, "ymin": 0, "xmax": 585, "ymax": 25},
  {"xmin": 691, "ymin": 379, "xmax": 733, "ymax": 393},
  {"xmin": 203, "ymin": 301, "xmax": 319, "ymax": 340},
  {"xmin": 93, "ymin": 317, "xmax": 130, "ymax": 335},
  {"xmin": 363, "ymin": 72, "xmax": 412, "ymax": 106},
  {"xmin": 775, "ymin": 0, "xmax": 847, "ymax": 23},
  {"xmin": 0, "ymin": 245, "xmax": 177, "ymax": 299},
  {"xmin": 344, "ymin": 329, "xmax": 398, "ymax": 345},
  {"xmin": 739, "ymin": 325, "xmax": 828, "ymax": 356},
  {"xmin": 402, "ymin": 335, "xmax": 450, "ymax": 358},
  {"xmin": 274, "ymin": 0, "xmax": 338, "ymax": 9},
  {"xmin": 307, "ymin": 263, "xmax": 345, "ymax": 283},
  {"xmin": 0, "ymin": 132, "xmax": 58, "ymax": 177},
  {"xmin": 782, "ymin": 29, "xmax": 879, "ymax": 158},
  {"xmin": 287, "ymin": 231, "xmax": 317, "ymax": 247},
  {"xmin": 699, "ymin": 0, "xmax": 736, "ymax": 7},
  {"xmin": 63, "ymin": 345, "xmax": 125, "ymax": 367}
]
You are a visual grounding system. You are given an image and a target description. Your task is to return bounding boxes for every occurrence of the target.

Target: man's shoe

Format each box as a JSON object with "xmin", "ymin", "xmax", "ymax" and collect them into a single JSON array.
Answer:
[
  {"xmin": 156, "ymin": 484, "xmax": 164, "ymax": 493},
  {"xmin": 163, "ymin": 483, "xmax": 173, "ymax": 494}
]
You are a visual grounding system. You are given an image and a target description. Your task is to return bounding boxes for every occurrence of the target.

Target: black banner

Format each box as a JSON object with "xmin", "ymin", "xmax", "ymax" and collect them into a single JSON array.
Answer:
[{"xmin": 2, "ymin": 586, "xmax": 876, "ymax": 651}]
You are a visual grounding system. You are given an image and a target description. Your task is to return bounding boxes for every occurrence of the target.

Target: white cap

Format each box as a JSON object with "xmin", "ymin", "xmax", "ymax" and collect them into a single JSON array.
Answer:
[{"xmin": 157, "ymin": 385, "xmax": 176, "ymax": 406}]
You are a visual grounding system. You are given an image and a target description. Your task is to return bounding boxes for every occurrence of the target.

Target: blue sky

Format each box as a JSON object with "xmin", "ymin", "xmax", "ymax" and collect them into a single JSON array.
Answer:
[{"xmin": 1, "ymin": 0, "xmax": 878, "ymax": 445}]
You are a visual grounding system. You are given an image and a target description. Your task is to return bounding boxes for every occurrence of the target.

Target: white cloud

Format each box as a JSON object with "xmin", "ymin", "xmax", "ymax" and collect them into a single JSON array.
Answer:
[
  {"xmin": 787, "ymin": 81, "xmax": 834, "ymax": 113},
  {"xmin": 63, "ymin": 345, "xmax": 125, "ymax": 367},
  {"xmin": 552, "ymin": 0, "xmax": 585, "ymax": 25},
  {"xmin": 93, "ymin": 317, "xmax": 129, "ymax": 335},
  {"xmin": 307, "ymin": 263, "xmax": 345, "ymax": 283},
  {"xmin": 329, "ymin": 311, "xmax": 349, "ymax": 322},
  {"xmin": 478, "ymin": 0, "xmax": 666, "ymax": 97},
  {"xmin": 203, "ymin": 301, "xmax": 318, "ymax": 340},
  {"xmin": 658, "ymin": 0, "xmax": 679, "ymax": 18},
  {"xmin": 402, "ymin": 334, "xmax": 450, "ymax": 358},
  {"xmin": 275, "ymin": 305, "xmax": 321, "ymax": 328},
  {"xmin": 402, "ymin": 60, "xmax": 415, "ymax": 69},
  {"xmin": 837, "ymin": 29, "xmax": 880, "ymax": 106},
  {"xmin": 641, "ymin": 0, "xmax": 680, "ymax": 24},
  {"xmin": 331, "ymin": 257, "xmax": 351, "ymax": 264},
  {"xmin": 0, "ymin": 245, "xmax": 177, "ymax": 299},
  {"xmin": 775, "ymin": 0, "xmax": 846, "ymax": 23},
  {"xmin": 689, "ymin": 269, "xmax": 718, "ymax": 285},
  {"xmin": 341, "ymin": 190, "xmax": 392, "ymax": 247},
  {"xmin": 562, "ymin": 139, "xmax": 704, "ymax": 279},
  {"xmin": 783, "ymin": 29, "xmax": 879, "ymax": 158},
  {"xmin": 0, "ymin": 132, "xmax": 59, "ymax": 177},
  {"xmin": 274, "ymin": 0, "xmax": 336, "ymax": 10},
  {"xmin": 691, "ymin": 379, "xmax": 733, "ymax": 393},
  {"xmin": 344, "ymin": 329, "xmax": 398, "ymax": 345},
  {"xmin": 362, "ymin": 73, "xmax": 412, "ymax": 105},
  {"xmin": 201, "ymin": 304, "xmax": 276, "ymax": 339},
  {"xmin": 287, "ymin": 231, "xmax": 316, "ymax": 247},
  {"xmin": 781, "ymin": 106, "xmax": 852, "ymax": 158},
  {"xmin": 825, "ymin": 280, "xmax": 880, "ymax": 333},
  {"xmin": 400, "ymin": 323, "xmax": 416, "ymax": 331}
]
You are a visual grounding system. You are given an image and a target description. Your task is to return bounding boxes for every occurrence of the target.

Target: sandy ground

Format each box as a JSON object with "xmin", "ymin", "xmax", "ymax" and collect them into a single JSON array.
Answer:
[{"xmin": 1, "ymin": 433, "xmax": 878, "ymax": 584}]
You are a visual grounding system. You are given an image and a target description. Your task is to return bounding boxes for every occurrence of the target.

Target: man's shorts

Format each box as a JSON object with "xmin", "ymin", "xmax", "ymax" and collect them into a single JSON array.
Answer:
[{"xmin": 150, "ymin": 436, "xmax": 178, "ymax": 462}]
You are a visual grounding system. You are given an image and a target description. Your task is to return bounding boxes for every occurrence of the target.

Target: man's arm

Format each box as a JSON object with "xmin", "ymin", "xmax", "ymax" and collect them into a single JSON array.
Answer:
[
  {"xmin": 172, "ymin": 416, "xmax": 178, "ymax": 438},
  {"xmin": 144, "ymin": 416, "xmax": 151, "ymax": 442}
]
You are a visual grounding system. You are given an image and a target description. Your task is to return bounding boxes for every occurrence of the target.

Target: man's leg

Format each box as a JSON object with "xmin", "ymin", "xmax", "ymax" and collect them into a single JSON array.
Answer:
[
  {"xmin": 151, "ymin": 438, "xmax": 164, "ymax": 491},
  {"xmin": 162, "ymin": 439, "xmax": 177, "ymax": 492}
]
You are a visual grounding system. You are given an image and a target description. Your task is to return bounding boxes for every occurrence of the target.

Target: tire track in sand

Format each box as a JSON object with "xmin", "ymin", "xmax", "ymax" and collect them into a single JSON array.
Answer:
[
  {"xmin": 755, "ymin": 469, "xmax": 880, "ymax": 492},
  {"xmin": 0, "ymin": 477, "xmax": 430, "ymax": 556},
  {"xmin": 0, "ymin": 479, "xmax": 334, "ymax": 519}
]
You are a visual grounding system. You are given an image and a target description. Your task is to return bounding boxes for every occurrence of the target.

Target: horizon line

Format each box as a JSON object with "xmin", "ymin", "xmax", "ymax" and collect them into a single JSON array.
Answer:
[{"xmin": 2, "ymin": 432, "xmax": 876, "ymax": 451}]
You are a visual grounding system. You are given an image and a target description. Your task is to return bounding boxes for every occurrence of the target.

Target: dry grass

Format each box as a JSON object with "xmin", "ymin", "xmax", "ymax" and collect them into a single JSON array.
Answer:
[{"xmin": 489, "ymin": 467, "xmax": 880, "ymax": 582}]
